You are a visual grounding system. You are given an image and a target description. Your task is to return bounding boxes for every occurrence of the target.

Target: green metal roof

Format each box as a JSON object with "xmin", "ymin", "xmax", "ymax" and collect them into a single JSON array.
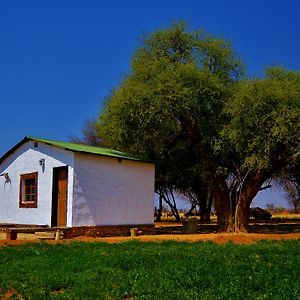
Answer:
[{"xmin": 0, "ymin": 136, "xmax": 152, "ymax": 164}]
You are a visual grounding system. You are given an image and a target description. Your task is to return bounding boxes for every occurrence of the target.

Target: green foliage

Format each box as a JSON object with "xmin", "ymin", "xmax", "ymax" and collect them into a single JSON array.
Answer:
[
  {"xmin": 223, "ymin": 67, "xmax": 300, "ymax": 171},
  {"xmin": 97, "ymin": 22, "xmax": 243, "ymax": 193},
  {"xmin": 133, "ymin": 22, "xmax": 243, "ymax": 82},
  {"xmin": 0, "ymin": 241, "xmax": 299, "ymax": 299},
  {"xmin": 94, "ymin": 22, "xmax": 300, "ymax": 230}
]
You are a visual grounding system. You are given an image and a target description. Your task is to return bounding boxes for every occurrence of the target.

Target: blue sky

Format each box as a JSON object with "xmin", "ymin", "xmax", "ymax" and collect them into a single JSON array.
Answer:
[{"xmin": 1, "ymin": 0, "xmax": 299, "ymax": 208}]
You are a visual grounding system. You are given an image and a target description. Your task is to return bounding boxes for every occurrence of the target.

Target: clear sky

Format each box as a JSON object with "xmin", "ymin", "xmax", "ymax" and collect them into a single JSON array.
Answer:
[{"xmin": 1, "ymin": 0, "xmax": 299, "ymax": 208}]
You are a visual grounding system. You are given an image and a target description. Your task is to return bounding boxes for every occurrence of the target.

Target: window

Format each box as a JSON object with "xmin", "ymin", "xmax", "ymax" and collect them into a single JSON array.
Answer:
[{"xmin": 19, "ymin": 172, "xmax": 38, "ymax": 208}]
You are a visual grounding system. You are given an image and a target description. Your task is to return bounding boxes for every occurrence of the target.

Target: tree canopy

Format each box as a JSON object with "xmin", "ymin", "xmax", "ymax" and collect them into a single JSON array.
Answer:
[
  {"xmin": 222, "ymin": 67, "xmax": 300, "ymax": 230},
  {"xmin": 224, "ymin": 67, "xmax": 300, "ymax": 170},
  {"xmin": 95, "ymin": 22, "xmax": 300, "ymax": 232}
]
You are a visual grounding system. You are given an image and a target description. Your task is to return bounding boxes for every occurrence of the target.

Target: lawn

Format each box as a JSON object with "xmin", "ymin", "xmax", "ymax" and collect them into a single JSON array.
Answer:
[{"xmin": 0, "ymin": 240, "xmax": 299, "ymax": 299}]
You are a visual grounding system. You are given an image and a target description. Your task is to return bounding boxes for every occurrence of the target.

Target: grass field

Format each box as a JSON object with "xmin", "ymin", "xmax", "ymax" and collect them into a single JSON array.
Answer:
[{"xmin": 0, "ymin": 240, "xmax": 299, "ymax": 299}]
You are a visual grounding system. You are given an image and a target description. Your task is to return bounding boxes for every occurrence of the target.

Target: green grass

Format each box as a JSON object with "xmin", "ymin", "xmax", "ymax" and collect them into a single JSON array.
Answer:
[{"xmin": 0, "ymin": 240, "xmax": 299, "ymax": 299}]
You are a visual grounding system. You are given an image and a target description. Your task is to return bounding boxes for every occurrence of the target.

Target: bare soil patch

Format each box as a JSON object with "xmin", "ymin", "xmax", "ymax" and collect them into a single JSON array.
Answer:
[
  {"xmin": 1, "ymin": 288, "xmax": 23, "ymax": 299},
  {"xmin": 78, "ymin": 232, "xmax": 300, "ymax": 245},
  {"xmin": 0, "ymin": 231, "xmax": 299, "ymax": 246},
  {"xmin": 0, "ymin": 221, "xmax": 299, "ymax": 246}
]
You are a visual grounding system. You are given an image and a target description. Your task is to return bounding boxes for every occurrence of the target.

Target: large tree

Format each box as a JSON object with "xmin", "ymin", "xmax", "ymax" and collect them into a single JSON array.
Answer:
[
  {"xmin": 97, "ymin": 22, "xmax": 242, "ymax": 230},
  {"xmin": 96, "ymin": 23, "xmax": 300, "ymax": 232},
  {"xmin": 223, "ymin": 67, "xmax": 300, "ymax": 231}
]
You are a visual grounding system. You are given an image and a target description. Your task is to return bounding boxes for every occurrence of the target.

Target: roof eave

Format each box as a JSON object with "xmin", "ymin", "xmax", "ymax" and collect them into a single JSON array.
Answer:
[
  {"xmin": 0, "ymin": 136, "xmax": 30, "ymax": 165},
  {"xmin": 0, "ymin": 136, "xmax": 154, "ymax": 165}
]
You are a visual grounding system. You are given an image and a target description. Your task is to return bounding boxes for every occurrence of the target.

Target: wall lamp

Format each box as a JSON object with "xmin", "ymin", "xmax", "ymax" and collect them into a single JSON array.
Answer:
[
  {"xmin": 0, "ymin": 173, "xmax": 10, "ymax": 184},
  {"xmin": 0, "ymin": 173, "xmax": 9, "ymax": 179},
  {"xmin": 39, "ymin": 158, "xmax": 45, "ymax": 168}
]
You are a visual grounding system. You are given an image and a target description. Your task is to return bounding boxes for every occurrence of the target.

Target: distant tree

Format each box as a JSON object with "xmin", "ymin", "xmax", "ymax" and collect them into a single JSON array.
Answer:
[
  {"xmin": 156, "ymin": 189, "xmax": 181, "ymax": 221},
  {"xmin": 281, "ymin": 177, "xmax": 300, "ymax": 213},
  {"xmin": 71, "ymin": 119, "xmax": 104, "ymax": 146},
  {"xmin": 266, "ymin": 203, "xmax": 275, "ymax": 212},
  {"xmin": 177, "ymin": 181, "xmax": 213, "ymax": 223}
]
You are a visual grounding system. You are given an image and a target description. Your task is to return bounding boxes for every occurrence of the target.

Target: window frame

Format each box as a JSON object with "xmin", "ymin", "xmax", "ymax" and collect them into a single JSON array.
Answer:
[{"xmin": 19, "ymin": 172, "xmax": 38, "ymax": 208}]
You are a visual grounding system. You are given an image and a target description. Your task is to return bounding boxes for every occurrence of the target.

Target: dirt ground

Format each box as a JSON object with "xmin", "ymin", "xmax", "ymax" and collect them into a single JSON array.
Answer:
[
  {"xmin": 0, "ymin": 231, "xmax": 299, "ymax": 246},
  {"xmin": 75, "ymin": 232, "xmax": 300, "ymax": 245}
]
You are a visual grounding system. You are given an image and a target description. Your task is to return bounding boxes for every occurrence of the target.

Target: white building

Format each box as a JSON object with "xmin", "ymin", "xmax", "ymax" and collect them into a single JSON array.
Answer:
[{"xmin": 0, "ymin": 137, "xmax": 155, "ymax": 234}]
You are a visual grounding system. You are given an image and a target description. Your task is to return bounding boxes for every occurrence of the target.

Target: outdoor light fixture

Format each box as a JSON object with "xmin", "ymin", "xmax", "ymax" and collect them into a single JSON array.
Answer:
[
  {"xmin": 0, "ymin": 173, "xmax": 10, "ymax": 184},
  {"xmin": 39, "ymin": 158, "xmax": 45, "ymax": 167}
]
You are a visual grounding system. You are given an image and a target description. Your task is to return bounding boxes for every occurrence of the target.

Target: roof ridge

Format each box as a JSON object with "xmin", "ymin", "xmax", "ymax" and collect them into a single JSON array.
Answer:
[
  {"xmin": 26, "ymin": 136, "xmax": 126, "ymax": 154},
  {"xmin": 0, "ymin": 136, "xmax": 153, "ymax": 164}
]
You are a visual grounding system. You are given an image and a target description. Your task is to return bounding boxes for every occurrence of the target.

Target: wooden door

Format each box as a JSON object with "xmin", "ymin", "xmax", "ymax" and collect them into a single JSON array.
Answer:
[
  {"xmin": 57, "ymin": 167, "xmax": 68, "ymax": 226},
  {"xmin": 52, "ymin": 166, "xmax": 68, "ymax": 227}
]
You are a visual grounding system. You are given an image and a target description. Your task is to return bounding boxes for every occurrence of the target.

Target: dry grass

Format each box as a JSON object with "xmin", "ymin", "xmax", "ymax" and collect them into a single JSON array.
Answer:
[
  {"xmin": 272, "ymin": 213, "xmax": 300, "ymax": 219},
  {"xmin": 0, "ymin": 231, "xmax": 299, "ymax": 246}
]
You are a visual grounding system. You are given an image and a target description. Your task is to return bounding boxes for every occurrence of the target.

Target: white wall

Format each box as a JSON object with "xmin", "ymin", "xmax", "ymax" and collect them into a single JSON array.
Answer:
[
  {"xmin": 0, "ymin": 141, "xmax": 74, "ymax": 226},
  {"xmin": 72, "ymin": 153, "xmax": 155, "ymax": 226}
]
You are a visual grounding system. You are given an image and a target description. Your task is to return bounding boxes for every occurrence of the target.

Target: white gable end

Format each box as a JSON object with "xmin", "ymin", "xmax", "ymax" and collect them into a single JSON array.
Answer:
[{"xmin": 0, "ymin": 141, "xmax": 74, "ymax": 226}]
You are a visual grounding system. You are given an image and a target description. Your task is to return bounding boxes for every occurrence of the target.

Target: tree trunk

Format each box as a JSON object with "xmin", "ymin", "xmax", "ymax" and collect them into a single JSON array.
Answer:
[
  {"xmin": 194, "ymin": 188, "xmax": 212, "ymax": 224},
  {"xmin": 205, "ymin": 173, "xmax": 232, "ymax": 232},
  {"xmin": 234, "ymin": 195, "xmax": 251, "ymax": 232},
  {"xmin": 206, "ymin": 192, "xmax": 213, "ymax": 222},
  {"xmin": 202, "ymin": 210, "xmax": 211, "ymax": 223},
  {"xmin": 185, "ymin": 203, "xmax": 197, "ymax": 218},
  {"xmin": 200, "ymin": 192, "xmax": 213, "ymax": 223},
  {"xmin": 184, "ymin": 125, "xmax": 232, "ymax": 230},
  {"xmin": 160, "ymin": 189, "xmax": 181, "ymax": 222},
  {"xmin": 169, "ymin": 205, "xmax": 181, "ymax": 222},
  {"xmin": 156, "ymin": 194, "xmax": 162, "ymax": 221},
  {"xmin": 294, "ymin": 204, "xmax": 298, "ymax": 214},
  {"xmin": 212, "ymin": 188, "xmax": 231, "ymax": 232},
  {"xmin": 235, "ymin": 170, "xmax": 267, "ymax": 233}
]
